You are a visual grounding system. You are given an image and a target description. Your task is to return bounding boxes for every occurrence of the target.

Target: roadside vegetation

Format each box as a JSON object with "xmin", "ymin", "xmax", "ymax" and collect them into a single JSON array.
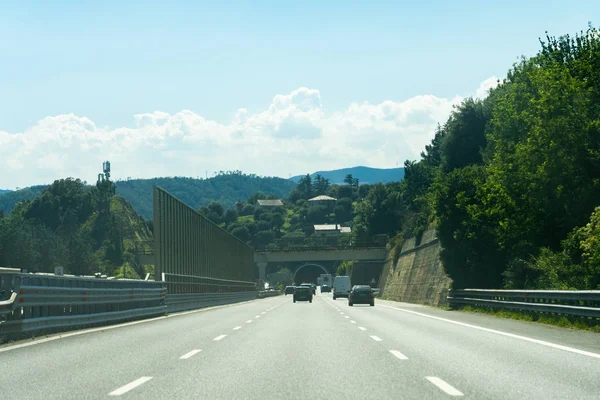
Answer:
[
  {"xmin": 350, "ymin": 25, "xmax": 600, "ymax": 291},
  {"xmin": 459, "ymin": 305, "xmax": 600, "ymax": 333},
  {"xmin": 0, "ymin": 178, "xmax": 152, "ymax": 278}
]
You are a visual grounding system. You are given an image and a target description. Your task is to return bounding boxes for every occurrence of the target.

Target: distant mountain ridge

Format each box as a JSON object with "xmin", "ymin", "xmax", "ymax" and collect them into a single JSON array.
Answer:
[
  {"xmin": 290, "ymin": 166, "xmax": 404, "ymax": 184},
  {"xmin": 0, "ymin": 174, "xmax": 296, "ymax": 219},
  {"xmin": 115, "ymin": 174, "xmax": 295, "ymax": 219},
  {"xmin": 0, "ymin": 166, "xmax": 404, "ymax": 218}
]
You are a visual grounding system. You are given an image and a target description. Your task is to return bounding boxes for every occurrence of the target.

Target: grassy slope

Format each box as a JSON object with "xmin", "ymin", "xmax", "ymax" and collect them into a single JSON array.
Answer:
[
  {"xmin": 109, "ymin": 196, "xmax": 153, "ymax": 253},
  {"xmin": 105, "ymin": 196, "xmax": 154, "ymax": 278}
]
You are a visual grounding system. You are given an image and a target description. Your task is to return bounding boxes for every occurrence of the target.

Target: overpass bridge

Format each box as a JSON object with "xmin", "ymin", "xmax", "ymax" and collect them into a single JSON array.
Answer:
[{"xmin": 254, "ymin": 247, "xmax": 388, "ymax": 281}]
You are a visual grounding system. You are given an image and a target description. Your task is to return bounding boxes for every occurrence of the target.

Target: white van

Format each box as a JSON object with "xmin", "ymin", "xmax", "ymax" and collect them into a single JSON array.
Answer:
[{"xmin": 333, "ymin": 275, "xmax": 351, "ymax": 299}]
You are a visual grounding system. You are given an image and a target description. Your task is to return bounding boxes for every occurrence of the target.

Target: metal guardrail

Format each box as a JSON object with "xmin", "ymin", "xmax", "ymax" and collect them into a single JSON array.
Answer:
[
  {"xmin": 258, "ymin": 290, "xmax": 282, "ymax": 298},
  {"xmin": 0, "ymin": 272, "xmax": 166, "ymax": 340},
  {"xmin": 163, "ymin": 273, "xmax": 260, "ymax": 313},
  {"xmin": 448, "ymin": 289, "xmax": 600, "ymax": 319},
  {"xmin": 0, "ymin": 270, "xmax": 267, "ymax": 341},
  {"xmin": 166, "ymin": 292, "xmax": 259, "ymax": 313}
]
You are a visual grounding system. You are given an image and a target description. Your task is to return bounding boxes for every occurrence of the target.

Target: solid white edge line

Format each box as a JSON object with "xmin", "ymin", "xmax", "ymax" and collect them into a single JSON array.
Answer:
[
  {"xmin": 109, "ymin": 376, "xmax": 153, "ymax": 396},
  {"xmin": 389, "ymin": 350, "xmax": 408, "ymax": 360},
  {"xmin": 358, "ymin": 327, "xmax": 367, "ymax": 331},
  {"xmin": 379, "ymin": 304, "xmax": 600, "ymax": 360},
  {"xmin": 233, "ymin": 326, "xmax": 242, "ymax": 330},
  {"xmin": 213, "ymin": 334, "xmax": 227, "ymax": 341},
  {"xmin": 369, "ymin": 335, "xmax": 382, "ymax": 342},
  {"xmin": 426, "ymin": 377, "xmax": 464, "ymax": 396},
  {"xmin": 179, "ymin": 349, "xmax": 202, "ymax": 360}
]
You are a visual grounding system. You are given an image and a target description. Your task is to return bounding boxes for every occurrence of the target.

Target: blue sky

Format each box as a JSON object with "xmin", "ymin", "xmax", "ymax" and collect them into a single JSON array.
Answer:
[{"xmin": 0, "ymin": 1, "xmax": 598, "ymax": 188}]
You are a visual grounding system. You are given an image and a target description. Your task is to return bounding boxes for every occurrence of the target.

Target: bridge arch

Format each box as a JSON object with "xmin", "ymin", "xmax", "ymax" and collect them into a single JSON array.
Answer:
[{"xmin": 293, "ymin": 263, "xmax": 329, "ymax": 283}]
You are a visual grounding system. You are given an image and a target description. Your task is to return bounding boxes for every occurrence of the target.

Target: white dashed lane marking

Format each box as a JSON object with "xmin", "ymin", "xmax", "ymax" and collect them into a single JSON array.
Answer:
[
  {"xmin": 109, "ymin": 377, "xmax": 153, "ymax": 396},
  {"xmin": 179, "ymin": 349, "xmax": 202, "ymax": 360},
  {"xmin": 350, "ymin": 320, "xmax": 356, "ymax": 324},
  {"xmin": 246, "ymin": 320, "xmax": 253, "ymax": 323},
  {"xmin": 370, "ymin": 335, "xmax": 382, "ymax": 342},
  {"xmin": 389, "ymin": 350, "xmax": 408, "ymax": 360},
  {"xmin": 233, "ymin": 326, "xmax": 242, "ymax": 330},
  {"xmin": 358, "ymin": 327, "xmax": 367, "ymax": 331},
  {"xmin": 344, "ymin": 316, "xmax": 349, "ymax": 319},
  {"xmin": 426, "ymin": 377, "xmax": 464, "ymax": 397},
  {"xmin": 213, "ymin": 335, "xmax": 227, "ymax": 341}
]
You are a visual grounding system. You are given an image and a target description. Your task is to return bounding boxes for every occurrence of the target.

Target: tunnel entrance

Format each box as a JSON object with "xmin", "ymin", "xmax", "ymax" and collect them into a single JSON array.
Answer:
[{"xmin": 293, "ymin": 263, "xmax": 329, "ymax": 285}]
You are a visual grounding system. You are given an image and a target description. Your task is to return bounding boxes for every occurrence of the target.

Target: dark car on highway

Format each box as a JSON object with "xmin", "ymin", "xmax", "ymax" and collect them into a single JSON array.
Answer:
[
  {"xmin": 293, "ymin": 286, "xmax": 313, "ymax": 303},
  {"xmin": 348, "ymin": 285, "xmax": 374, "ymax": 307},
  {"xmin": 284, "ymin": 286, "xmax": 295, "ymax": 295},
  {"xmin": 301, "ymin": 282, "xmax": 316, "ymax": 295},
  {"xmin": 321, "ymin": 284, "xmax": 331, "ymax": 293}
]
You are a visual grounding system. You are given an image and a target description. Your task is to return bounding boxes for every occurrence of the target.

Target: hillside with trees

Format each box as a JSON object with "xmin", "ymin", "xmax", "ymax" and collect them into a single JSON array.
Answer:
[
  {"xmin": 201, "ymin": 173, "xmax": 378, "ymax": 250},
  {"xmin": 0, "ymin": 172, "xmax": 296, "ymax": 220},
  {"xmin": 0, "ymin": 178, "xmax": 152, "ymax": 279},
  {"xmin": 0, "ymin": 185, "xmax": 48, "ymax": 215},
  {"xmin": 352, "ymin": 25, "xmax": 600, "ymax": 290},
  {"xmin": 115, "ymin": 172, "xmax": 296, "ymax": 220}
]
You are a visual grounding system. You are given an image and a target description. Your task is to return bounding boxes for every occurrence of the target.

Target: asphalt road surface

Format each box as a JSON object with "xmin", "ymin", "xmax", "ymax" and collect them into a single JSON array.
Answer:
[{"xmin": 1, "ymin": 291, "xmax": 599, "ymax": 399}]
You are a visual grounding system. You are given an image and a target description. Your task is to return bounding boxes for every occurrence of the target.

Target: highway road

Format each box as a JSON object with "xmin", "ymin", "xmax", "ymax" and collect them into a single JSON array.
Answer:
[{"xmin": 1, "ymin": 292, "xmax": 599, "ymax": 399}]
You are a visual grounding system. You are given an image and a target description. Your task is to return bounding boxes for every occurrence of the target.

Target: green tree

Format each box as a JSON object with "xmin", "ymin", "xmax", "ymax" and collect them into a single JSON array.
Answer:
[
  {"xmin": 223, "ymin": 209, "xmax": 238, "ymax": 226},
  {"xmin": 312, "ymin": 174, "xmax": 331, "ymax": 195},
  {"xmin": 433, "ymin": 166, "xmax": 506, "ymax": 288},
  {"xmin": 253, "ymin": 230, "xmax": 276, "ymax": 249},
  {"xmin": 344, "ymin": 174, "xmax": 354, "ymax": 185},
  {"xmin": 307, "ymin": 205, "xmax": 328, "ymax": 224},
  {"xmin": 207, "ymin": 201, "xmax": 224, "ymax": 218},
  {"xmin": 256, "ymin": 220, "xmax": 271, "ymax": 232},
  {"xmin": 271, "ymin": 213, "xmax": 285, "ymax": 231},
  {"xmin": 298, "ymin": 174, "xmax": 313, "ymax": 199},
  {"xmin": 231, "ymin": 226, "xmax": 251, "ymax": 243},
  {"xmin": 337, "ymin": 185, "xmax": 354, "ymax": 199},
  {"xmin": 440, "ymin": 98, "xmax": 489, "ymax": 173}
]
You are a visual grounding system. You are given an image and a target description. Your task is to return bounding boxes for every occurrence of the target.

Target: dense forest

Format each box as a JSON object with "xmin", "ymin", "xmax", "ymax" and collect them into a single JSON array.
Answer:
[
  {"xmin": 0, "ymin": 178, "xmax": 152, "ymax": 278},
  {"xmin": 350, "ymin": 25, "xmax": 600, "ymax": 290}
]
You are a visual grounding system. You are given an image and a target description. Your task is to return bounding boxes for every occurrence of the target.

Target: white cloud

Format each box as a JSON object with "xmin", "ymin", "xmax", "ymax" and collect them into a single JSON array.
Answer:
[
  {"xmin": 0, "ymin": 79, "xmax": 495, "ymax": 189},
  {"xmin": 474, "ymin": 76, "xmax": 500, "ymax": 99}
]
